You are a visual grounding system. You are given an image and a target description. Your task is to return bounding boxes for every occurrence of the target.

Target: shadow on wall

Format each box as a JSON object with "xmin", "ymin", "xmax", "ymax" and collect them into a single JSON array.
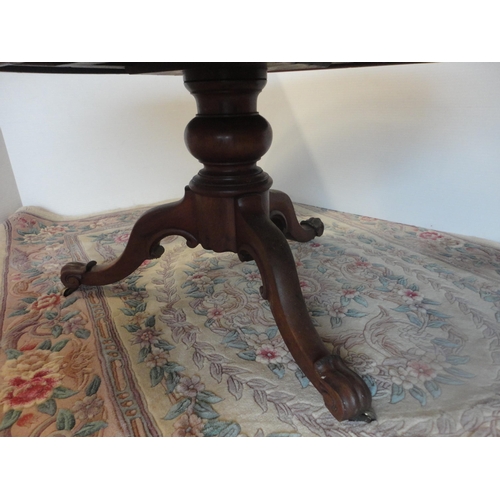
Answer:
[
  {"xmin": 261, "ymin": 65, "xmax": 438, "ymax": 212},
  {"xmin": 259, "ymin": 75, "xmax": 332, "ymax": 206},
  {"xmin": 0, "ymin": 128, "xmax": 22, "ymax": 222}
]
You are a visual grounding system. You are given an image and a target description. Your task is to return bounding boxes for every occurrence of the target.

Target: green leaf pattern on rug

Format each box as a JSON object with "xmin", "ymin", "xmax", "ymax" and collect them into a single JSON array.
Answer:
[
  {"xmin": 3, "ymin": 206, "xmax": 500, "ymax": 436},
  {"xmin": 112, "ymin": 261, "xmax": 242, "ymax": 437},
  {"xmin": 0, "ymin": 216, "xmax": 111, "ymax": 435}
]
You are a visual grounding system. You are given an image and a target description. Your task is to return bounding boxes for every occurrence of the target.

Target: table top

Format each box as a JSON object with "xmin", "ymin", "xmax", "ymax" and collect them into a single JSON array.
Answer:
[{"xmin": 0, "ymin": 62, "xmax": 417, "ymax": 75}]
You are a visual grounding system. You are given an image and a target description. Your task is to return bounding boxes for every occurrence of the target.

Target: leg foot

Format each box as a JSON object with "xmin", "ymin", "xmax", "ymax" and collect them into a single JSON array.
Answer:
[
  {"xmin": 314, "ymin": 355, "xmax": 375, "ymax": 422},
  {"xmin": 237, "ymin": 193, "xmax": 372, "ymax": 421},
  {"xmin": 61, "ymin": 261, "xmax": 97, "ymax": 296},
  {"xmin": 60, "ymin": 189, "xmax": 198, "ymax": 293},
  {"xmin": 301, "ymin": 217, "xmax": 324, "ymax": 237},
  {"xmin": 269, "ymin": 189, "xmax": 324, "ymax": 242}
]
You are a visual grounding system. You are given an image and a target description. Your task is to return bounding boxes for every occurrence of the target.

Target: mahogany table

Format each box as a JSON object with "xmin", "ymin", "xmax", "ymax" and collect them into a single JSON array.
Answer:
[{"xmin": 1, "ymin": 62, "xmax": 413, "ymax": 422}]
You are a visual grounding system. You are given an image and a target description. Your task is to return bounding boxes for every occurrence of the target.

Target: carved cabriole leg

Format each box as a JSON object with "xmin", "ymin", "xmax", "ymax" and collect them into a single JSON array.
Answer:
[
  {"xmin": 236, "ymin": 193, "xmax": 374, "ymax": 421},
  {"xmin": 61, "ymin": 189, "xmax": 199, "ymax": 295}
]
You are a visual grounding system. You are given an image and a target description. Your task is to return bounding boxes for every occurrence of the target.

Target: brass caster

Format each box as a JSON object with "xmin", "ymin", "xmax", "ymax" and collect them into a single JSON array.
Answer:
[{"xmin": 350, "ymin": 408, "xmax": 377, "ymax": 423}]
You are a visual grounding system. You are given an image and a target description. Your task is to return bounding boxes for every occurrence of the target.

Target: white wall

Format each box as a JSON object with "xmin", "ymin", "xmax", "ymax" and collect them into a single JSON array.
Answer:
[
  {"xmin": 261, "ymin": 62, "xmax": 500, "ymax": 242},
  {"xmin": 0, "ymin": 63, "xmax": 499, "ymax": 241},
  {"xmin": 0, "ymin": 72, "xmax": 195, "ymax": 215},
  {"xmin": 0, "ymin": 128, "xmax": 22, "ymax": 222}
]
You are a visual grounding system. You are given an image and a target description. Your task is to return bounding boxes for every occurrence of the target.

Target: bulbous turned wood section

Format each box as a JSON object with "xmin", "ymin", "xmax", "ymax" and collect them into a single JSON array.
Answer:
[{"xmin": 60, "ymin": 63, "xmax": 374, "ymax": 421}]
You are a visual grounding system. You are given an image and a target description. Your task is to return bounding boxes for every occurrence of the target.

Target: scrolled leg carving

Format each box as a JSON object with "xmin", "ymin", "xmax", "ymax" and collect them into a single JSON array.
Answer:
[
  {"xmin": 60, "ymin": 188, "xmax": 199, "ymax": 295},
  {"xmin": 269, "ymin": 189, "xmax": 324, "ymax": 242},
  {"xmin": 61, "ymin": 261, "xmax": 97, "ymax": 296},
  {"xmin": 236, "ymin": 193, "xmax": 373, "ymax": 421}
]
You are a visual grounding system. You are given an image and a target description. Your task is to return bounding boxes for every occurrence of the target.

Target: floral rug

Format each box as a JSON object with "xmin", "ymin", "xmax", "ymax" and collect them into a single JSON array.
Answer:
[{"xmin": 1, "ymin": 201, "xmax": 500, "ymax": 437}]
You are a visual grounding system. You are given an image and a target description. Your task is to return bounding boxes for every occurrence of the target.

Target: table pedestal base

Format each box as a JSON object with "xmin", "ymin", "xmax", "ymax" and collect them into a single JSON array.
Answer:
[{"xmin": 61, "ymin": 64, "xmax": 374, "ymax": 422}]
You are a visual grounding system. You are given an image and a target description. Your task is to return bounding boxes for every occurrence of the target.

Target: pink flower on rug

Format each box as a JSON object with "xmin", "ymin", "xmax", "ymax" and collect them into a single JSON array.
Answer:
[
  {"xmin": 16, "ymin": 413, "xmax": 37, "ymax": 428},
  {"xmin": 255, "ymin": 344, "xmax": 287, "ymax": 364},
  {"xmin": 342, "ymin": 289, "xmax": 359, "ymax": 299},
  {"xmin": 418, "ymin": 231, "xmax": 443, "ymax": 240},
  {"xmin": 1, "ymin": 371, "xmax": 62, "ymax": 411},
  {"xmin": 176, "ymin": 375, "xmax": 205, "ymax": 398},
  {"xmin": 354, "ymin": 259, "xmax": 371, "ymax": 268},
  {"xmin": 0, "ymin": 349, "xmax": 64, "ymax": 411},
  {"xmin": 131, "ymin": 328, "xmax": 162, "ymax": 348},
  {"xmin": 407, "ymin": 360, "xmax": 436, "ymax": 382},
  {"xmin": 398, "ymin": 289, "xmax": 423, "ymax": 304},
  {"xmin": 397, "ymin": 289, "xmax": 427, "ymax": 313},
  {"xmin": 31, "ymin": 293, "xmax": 62, "ymax": 311},
  {"xmin": 191, "ymin": 272, "xmax": 212, "ymax": 286},
  {"xmin": 173, "ymin": 413, "xmax": 205, "ymax": 437},
  {"xmin": 18, "ymin": 217, "xmax": 37, "ymax": 228},
  {"xmin": 245, "ymin": 272, "xmax": 261, "ymax": 282},
  {"xmin": 207, "ymin": 307, "xmax": 224, "ymax": 320},
  {"xmin": 114, "ymin": 233, "xmax": 130, "ymax": 244},
  {"xmin": 299, "ymin": 280, "xmax": 311, "ymax": 290}
]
